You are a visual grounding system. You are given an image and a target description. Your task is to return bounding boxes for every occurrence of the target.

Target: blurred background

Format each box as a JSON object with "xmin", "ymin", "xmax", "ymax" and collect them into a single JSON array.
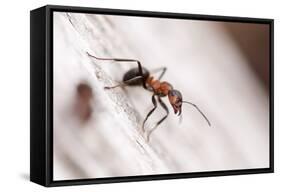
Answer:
[{"xmin": 53, "ymin": 12, "xmax": 270, "ymax": 180}]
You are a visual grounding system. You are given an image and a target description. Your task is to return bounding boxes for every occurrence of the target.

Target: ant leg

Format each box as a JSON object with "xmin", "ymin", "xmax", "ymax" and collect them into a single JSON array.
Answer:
[
  {"xmin": 150, "ymin": 67, "xmax": 167, "ymax": 80},
  {"xmin": 147, "ymin": 97, "xmax": 169, "ymax": 142},
  {"xmin": 142, "ymin": 95, "xmax": 157, "ymax": 133},
  {"xmin": 104, "ymin": 76, "xmax": 143, "ymax": 90},
  {"xmin": 87, "ymin": 52, "xmax": 148, "ymax": 89}
]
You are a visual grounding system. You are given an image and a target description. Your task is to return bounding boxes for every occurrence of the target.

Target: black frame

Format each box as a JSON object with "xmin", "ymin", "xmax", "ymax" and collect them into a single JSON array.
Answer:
[{"xmin": 30, "ymin": 4, "xmax": 274, "ymax": 187}]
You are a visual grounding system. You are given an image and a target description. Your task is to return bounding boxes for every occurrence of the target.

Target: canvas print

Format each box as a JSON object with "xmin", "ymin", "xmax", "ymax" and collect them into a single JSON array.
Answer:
[{"xmin": 53, "ymin": 11, "xmax": 270, "ymax": 180}]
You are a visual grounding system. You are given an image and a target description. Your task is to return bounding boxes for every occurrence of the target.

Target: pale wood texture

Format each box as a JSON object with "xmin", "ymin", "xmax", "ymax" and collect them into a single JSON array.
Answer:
[{"xmin": 53, "ymin": 12, "xmax": 269, "ymax": 180}]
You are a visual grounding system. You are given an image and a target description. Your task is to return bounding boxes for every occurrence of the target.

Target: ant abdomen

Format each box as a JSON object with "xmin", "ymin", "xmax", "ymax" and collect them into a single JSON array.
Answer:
[{"xmin": 123, "ymin": 67, "xmax": 150, "ymax": 86}]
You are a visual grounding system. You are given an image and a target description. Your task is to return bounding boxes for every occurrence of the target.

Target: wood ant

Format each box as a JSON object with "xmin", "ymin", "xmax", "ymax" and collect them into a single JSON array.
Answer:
[{"xmin": 87, "ymin": 52, "xmax": 211, "ymax": 141}]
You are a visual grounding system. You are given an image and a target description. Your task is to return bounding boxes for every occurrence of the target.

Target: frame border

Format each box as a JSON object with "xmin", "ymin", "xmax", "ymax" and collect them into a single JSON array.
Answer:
[{"xmin": 32, "ymin": 4, "xmax": 274, "ymax": 187}]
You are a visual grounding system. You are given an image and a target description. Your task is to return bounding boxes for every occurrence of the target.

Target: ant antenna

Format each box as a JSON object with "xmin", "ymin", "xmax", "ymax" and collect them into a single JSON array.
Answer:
[{"xmin": 182, "ymin": 101, "xmax": 211, "ymax": 126}]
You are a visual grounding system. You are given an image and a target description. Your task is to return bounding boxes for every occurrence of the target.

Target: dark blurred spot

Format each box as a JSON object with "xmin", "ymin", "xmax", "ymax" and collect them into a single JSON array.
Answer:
[{"xmin": 75, "ymin": 82, "xmax": 93, "ymax": 123}]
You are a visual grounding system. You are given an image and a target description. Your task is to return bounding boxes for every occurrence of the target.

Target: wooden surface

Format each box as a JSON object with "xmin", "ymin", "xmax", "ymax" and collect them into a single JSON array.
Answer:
[{"xmin": 53, "ymin": 12, "xmax": 270, "ymax": 180}]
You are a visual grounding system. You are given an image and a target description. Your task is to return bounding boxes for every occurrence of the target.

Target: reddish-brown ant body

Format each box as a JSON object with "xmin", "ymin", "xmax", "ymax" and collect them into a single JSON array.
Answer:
[{"xmin": 87, "ymin": 52, "xmax": 211, "ymax": 141}]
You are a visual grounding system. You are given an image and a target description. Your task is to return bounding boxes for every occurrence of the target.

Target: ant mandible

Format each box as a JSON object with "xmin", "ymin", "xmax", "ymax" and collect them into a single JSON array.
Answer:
[{"xmin": 87, "ymin": 52, "xmax": 211, "ymax": 141}]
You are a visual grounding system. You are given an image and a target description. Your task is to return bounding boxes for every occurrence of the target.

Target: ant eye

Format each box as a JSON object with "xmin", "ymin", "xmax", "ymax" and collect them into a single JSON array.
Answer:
[{"xmin": 169, "ymin": 90, "xmax": 182, "ymax": 99}]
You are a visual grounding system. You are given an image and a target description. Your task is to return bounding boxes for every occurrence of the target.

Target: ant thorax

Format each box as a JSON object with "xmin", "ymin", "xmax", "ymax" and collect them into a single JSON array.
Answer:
[{"xmin": 146, "ymin": 76, "xmax": 173, "ymax": 97}]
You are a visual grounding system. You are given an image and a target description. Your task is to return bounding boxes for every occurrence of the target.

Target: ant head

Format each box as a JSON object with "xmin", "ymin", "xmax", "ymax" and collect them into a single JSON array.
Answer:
[{"xmin": 168, "ymin": 89, "xmax": 183, "ymax": 116}]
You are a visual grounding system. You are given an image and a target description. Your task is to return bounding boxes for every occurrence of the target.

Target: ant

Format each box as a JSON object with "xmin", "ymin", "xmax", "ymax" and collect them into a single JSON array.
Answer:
[{"xmin": 87, "ymin": 52, "xmax": 211, "ymax": 141}]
